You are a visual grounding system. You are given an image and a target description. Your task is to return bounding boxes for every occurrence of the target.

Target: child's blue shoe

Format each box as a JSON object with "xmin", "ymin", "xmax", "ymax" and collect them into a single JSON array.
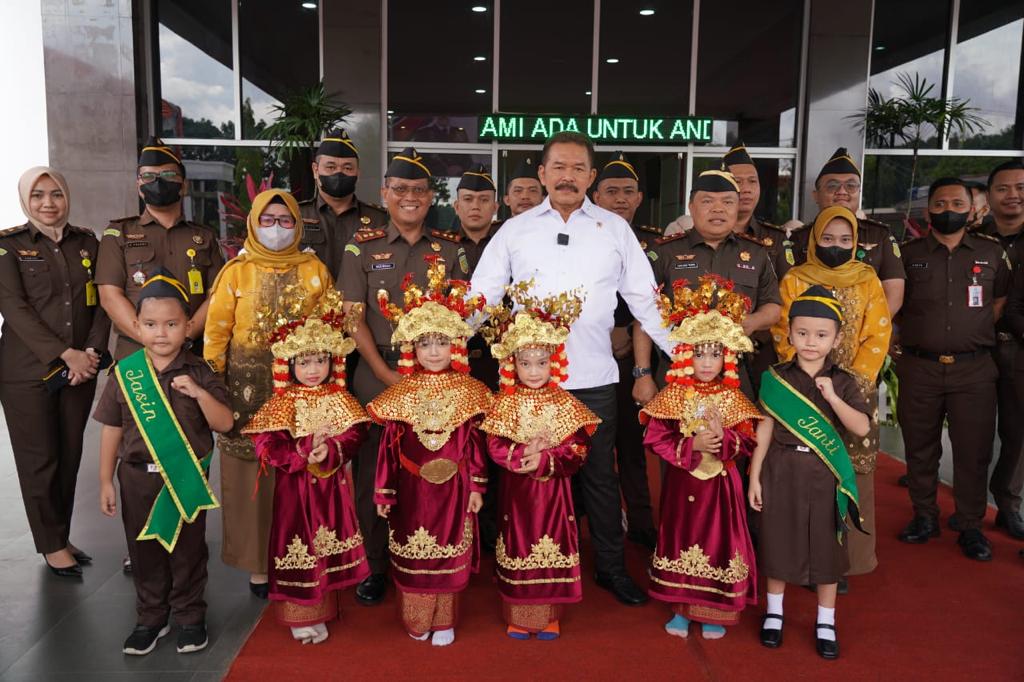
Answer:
[
  {"xmin": 701, "ymin": 623, "xmax": 726, "ymax": 640},
  {"xmin": 664, "ymin": 614, "xmax": 690, "ymax": 639}
]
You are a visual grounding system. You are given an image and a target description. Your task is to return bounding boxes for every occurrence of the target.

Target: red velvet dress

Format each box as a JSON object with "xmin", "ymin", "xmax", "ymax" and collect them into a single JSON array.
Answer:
[
  {"xmin": 369, "ymin": 370, "xmax": 492, "ymax": 636},
  {"xmin": 640, "ymin": 381, "xmax": 760, "ymax": 626},
  {"xmin": 245, "ymin": 384, "xmax": 371, "ymax": 627},
  {"xmin": 480, "ymin": 385, "xmax": 599, "ymax": 632}
]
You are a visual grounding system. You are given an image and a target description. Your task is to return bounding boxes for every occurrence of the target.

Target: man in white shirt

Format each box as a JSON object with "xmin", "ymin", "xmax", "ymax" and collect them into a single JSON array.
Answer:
[{"xmin": 471, "ymin": 132, "xmax": 674, "ymax": 605}]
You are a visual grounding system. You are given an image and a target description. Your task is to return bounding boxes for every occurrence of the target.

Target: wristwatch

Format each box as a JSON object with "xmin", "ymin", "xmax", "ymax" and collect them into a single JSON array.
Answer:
[{"xmin": 631, "ymin": 366, "xmax": 652, "ymax": 379}]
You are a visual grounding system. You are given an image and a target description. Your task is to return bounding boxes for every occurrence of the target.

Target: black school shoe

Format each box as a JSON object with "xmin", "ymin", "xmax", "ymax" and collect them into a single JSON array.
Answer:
[
  {"xmin": 759, "ymin": 614, "xmax": 783, "ymax": 648},
  {"xmin": 177, "ymin": 623, "xmax": 208, "ymax": 653},
  {"xmin": 123, "ymin": 624, "xmax": 171, "ymax": 655},
  {"xmin": 957, "ymin": 529, "xmax": 993, "ymax": 561},
  {"xmin": 815, "ymin": 623, "xmax": 839, "ymax": 660},
  {"xmin": 355, "ymin": 573, "xmax": 387, "ymax": 605}
]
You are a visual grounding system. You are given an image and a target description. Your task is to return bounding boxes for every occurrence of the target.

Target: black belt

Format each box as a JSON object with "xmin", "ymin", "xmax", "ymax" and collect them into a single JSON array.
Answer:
[
  {"xmin": 376, "ymin": 345, "xmax": 402, "ymax": 362},
  {"xmin": 902, "ymin": 347, "xmax": 991, "ymax": 364},
  {"xmin": 121, "ymin": 460, "xmax": 159, "ymax": 472}
]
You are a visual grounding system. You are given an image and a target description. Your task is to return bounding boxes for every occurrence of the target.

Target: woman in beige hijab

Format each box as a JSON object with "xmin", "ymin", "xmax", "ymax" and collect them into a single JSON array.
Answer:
[{"xmin": 0, "ymin": 167, "xmax": 111, "ymax": 577}]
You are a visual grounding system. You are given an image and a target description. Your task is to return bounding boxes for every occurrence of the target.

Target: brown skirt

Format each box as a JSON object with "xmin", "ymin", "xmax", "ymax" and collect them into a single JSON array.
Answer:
[
  {"xmin": 758, "ymin": 444, "xmax": 849, "ymax": 586},
  {"xmin": 845, "ymin": 471, "xmax": 877, "ymax": 575},
  {"xmin": 220, "ymin": 453, "xmax": 275, "ymax": 574}
]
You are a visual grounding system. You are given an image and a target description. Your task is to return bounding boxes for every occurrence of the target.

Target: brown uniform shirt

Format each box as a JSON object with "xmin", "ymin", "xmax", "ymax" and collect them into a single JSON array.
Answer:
[
  {"xmin": 96, "ymin": 210, "xmax": 225, "ymax": 357},
  {"xmin": 899, "ymin": 231, "xmax": 1011, "ymax": 354},
  {"xmin": 792, "ymin": 217, "xmax": 906, "ymax": 281},
  {"xmin": 649, "ymin": 229, "xmax": 781, "ymax": 309},
  {"xmin": 338, "ymin": 223, "xmax": 468, "ymax": 344},
  {"xmin": 299, "ymin": 195, "xmax": 388, "ymax": 279},
  {"xmin": 92, "ymin": 350, "xmax": 228, "ymax": 464},
  {"xmin": 763, "ymin": 358, "xmax": 870, "ymax": 449},
  {"xmin": 743, "ymin": 216, "xmax": 793, "ymax": 279},
  {"xmin": 973, "ymin": 221, "xmax": 1024, "ymax": 336},
  {"xmin": 0, "ymin": 223, "xmax": 111, "ymax": 380},
  {"xmin": 454, "ymin": 222, "xmax": 502, "ymax": 277}
]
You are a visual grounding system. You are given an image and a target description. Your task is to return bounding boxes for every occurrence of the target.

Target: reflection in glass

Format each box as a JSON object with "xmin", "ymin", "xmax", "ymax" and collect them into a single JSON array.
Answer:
[
  {"xmin": 692, "ymin": 156, "xmax": 793, "ymax": 224},
  {"xmin": 695, "ymin": 0, "xmax": 802, "ymax": 146},
  {"xmin": 387, "ymin": 0, "xmax": 493, "ymax": 141},
  {"xmin": 597, "ymin": 2, "xmax": 692, "ymax": 115},
  {"xmin": 500, "ymin": 0, "xmax": 592, "ymax": 114},
  {"xmin": 239, "ymin": 0, "xmax": 319, "ymax": 138},
  {"xmin": 951, "ymin": 1, "xmax": 1024, "ymax": 149},
  {"xmin": 386, "ymin": 152, "xmax": 491, "ymax": 229},
  {"xmin": 157, "ymin": 0, "xmax": 234, "ymax": 139}
]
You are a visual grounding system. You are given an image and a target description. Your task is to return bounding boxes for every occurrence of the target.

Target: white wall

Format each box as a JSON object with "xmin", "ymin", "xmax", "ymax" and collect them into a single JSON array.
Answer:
[{"xmin": 0, "ymin": 0, "xmax": 48, "ymax": 228}]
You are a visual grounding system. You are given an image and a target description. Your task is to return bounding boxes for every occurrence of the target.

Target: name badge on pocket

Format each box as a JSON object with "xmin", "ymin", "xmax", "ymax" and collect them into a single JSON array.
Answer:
[
  {"xmin": 967, "ymin": 284, "xmax": 984, "ymax": 308},
  {"xmin": 146, "ymin": 463, "xmax": 160, "ymax": 474},
  {"xmin": 85, "ymin": 280, "xmax": 98, "ymax": 306}
]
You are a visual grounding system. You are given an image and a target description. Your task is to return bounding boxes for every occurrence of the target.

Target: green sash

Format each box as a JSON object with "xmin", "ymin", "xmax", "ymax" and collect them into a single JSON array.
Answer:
[
  {"xmin": 116, "ymin": 349, "xmax": 219, "ymax": 552},
  {"xmin": 759, "ymin": 367, "xmax": 862, "ymax": 542}
]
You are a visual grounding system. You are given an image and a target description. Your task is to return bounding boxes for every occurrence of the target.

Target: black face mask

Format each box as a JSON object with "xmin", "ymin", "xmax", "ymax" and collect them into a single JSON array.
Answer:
[
  {"xmin": 929, "ymin": 210, "xmax": 970, "ymax": 235},
  {"xmin": 319, "ymin": 173, "xmax": 357, "ymax": 198},
  {"xmin": 140, "ymin": 178, "xmax": 182, "ymax": 207},
  {"xmin": 817, "ymin": 245, "xmax": 853, "ymax": 268}
]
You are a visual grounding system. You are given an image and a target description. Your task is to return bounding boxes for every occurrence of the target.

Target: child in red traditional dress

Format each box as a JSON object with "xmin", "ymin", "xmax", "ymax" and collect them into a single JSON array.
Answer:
[
  {"xmin": 641, "ymin": 275, "xmax": 761, "ymax": 640},
  {"xmin": 243, "ymin": 291, "xmax": 370, "ymax": 645},
  {"xmin": 479, "ymin": 281, "xmax": 599, "ymax": 640},
  {"xmin": 369, "ymin": 258, "xmax": 492, "ymax": 647}
]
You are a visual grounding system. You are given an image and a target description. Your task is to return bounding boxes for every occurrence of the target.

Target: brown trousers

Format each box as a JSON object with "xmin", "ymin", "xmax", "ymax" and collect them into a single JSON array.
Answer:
[
  {"xmin": 615, "ymin": 355, "xmax": 654, "ymax": 534},
  {"xmin": 0, "ymin": 379, "xmax": 96, "ymax": 553},
  {"xmin": 994, "ymin": 340, "xmax": 1024, "ymax": 514},
  {"xmin": 118, "ymin": 462, "xmax": 208, "ymax": 628},
  {"xmin": 896, "ymin": 353, "xmax": 997, "ymax": 530}
]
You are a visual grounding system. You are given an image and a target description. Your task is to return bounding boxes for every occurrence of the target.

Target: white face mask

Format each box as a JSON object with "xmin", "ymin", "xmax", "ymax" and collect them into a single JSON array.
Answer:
[{"xmin": 255, "ymin": 225, "xmax": 294, "ymax": 251}]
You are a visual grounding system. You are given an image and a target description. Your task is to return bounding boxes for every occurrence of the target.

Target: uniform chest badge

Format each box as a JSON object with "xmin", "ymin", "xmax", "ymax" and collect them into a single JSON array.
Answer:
[
  {"xmin": 763, "ymin": 237, "xmax": 774, "ymax": 247},
  {"xmin": 192, "ymin": 234, "xmax": 204, "ymax": 245},
  {"xmin": 739, "ymin": 251, "xmax": 751, "ymax": 262},
  {"xmin": 125, "ymin": 233, "xmax": 145, "ymax": 240},
  {"xmin": 371, "ymin": 252, "xmax": 392, "ymax": 260},
  {"xmin": 80, "ymin": 249, "xmax": 90, "ymax": 259},
  {"xmin": 639, "ymin": 240, "xmax": 647, "ymax": 250},
  {"xmin": 675, "ymin": 254, "xmax": 696, "ymax": 261},
  {"xmin": 860, "ymin": 242, "xmax": 877, "ymax": 251},
  {"xmin": 360, "ymin": 216, "xmax": 371, "ymax": 225},
  {"xmin": 431, "ymin": 242, "xmax": 441, "ymax": 252}
]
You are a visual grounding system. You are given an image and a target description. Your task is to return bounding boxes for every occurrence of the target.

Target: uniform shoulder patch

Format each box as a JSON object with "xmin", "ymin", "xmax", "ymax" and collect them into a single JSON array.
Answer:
[
  {"xmin": 900, "ymin": 235, "xmax": 924, "ymax": 247},
  {"xmin": 972, "ymin": 232, "xmax": 1002, "ymax": 245},
  {"xmin": 109, "ymin": 215, "xmax": 138, "ymax": 224},
  {"xmin": 859, "ymin": 216, "xmax": 890, "ymax": 231},
  {"xmin": 637, "ymin": 224, "xmax": 664, "ymax": 236},
  {"xmin": 757, "ymin": 218, "xmax": 786, "ymax": 233},
  {"xmin": 0, "ymin": 225, "xmax": 28, "ymax": 237},
  {"xmin": 654, "ymin": 232, "xmax": 687, "ymax": 246},
  {"xmin": 102, "ymin": 227, "xmax": 121, "ymax": 238},
  {"xmin": 353, "ymin": 229, "xmax": 386, "ymax": 243},
  {"xmin": 430, "ymin": 229, "xmax": 462, "ymax": 243},
  {"xmin": 736, "ymin": 231, "xmax": 769, "ymax": 248}
]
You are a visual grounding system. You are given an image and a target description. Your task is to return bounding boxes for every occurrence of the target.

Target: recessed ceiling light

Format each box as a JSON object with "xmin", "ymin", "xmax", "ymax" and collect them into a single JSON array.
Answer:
[
  {"xmin": 874, "ymin": 45, "xmax": 886, "ymax": 51},
  {"xmin": 605, "ymin": 58, "xmax": 620, "ymax": 64},
  {"xmin": 471, "ymin": 5, "xmax": 487, "ymax": 12},
  {"xmin": 639, "ymin": 8, "xmax": 655, "ymax": 16},
  {"xmin": 387, "ymin": 109, "xmax": 394, "ymax": 114},
  {"xmin": 474, "ymin": 55, "xmax": 486, "ymax": 61},
  {"xmin": 585, "ymin": 91, "xmax": 592, "ymax": 95},
  {"xmin": 475, "ymin": 88, "xmax": 486, "ymax": 94},
  {"xmin": 301, "ymin": 1, "xmax": 316, "ymax": 8}
]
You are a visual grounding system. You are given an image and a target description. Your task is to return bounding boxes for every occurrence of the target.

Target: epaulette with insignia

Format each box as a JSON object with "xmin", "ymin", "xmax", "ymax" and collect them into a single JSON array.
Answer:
[
  {"xmin": 756, "ymin": 218, "xmax": 786, "ymax": 233},
  {"xmin": 297, "ymin": 198, "xmax": 314, "ymax": 205},
  {"xmin": 364, "ymin": 201, "xmax": 386, "ymax": 211},
  {"xmin": 430, "ymin": 229, "xmax": 462, "ymax": 243},
  {"xmin": 972, "ymin": 232, "xmax": 1002, "ymax": 244},
  {"xmin": 354, "ymin": 228, "xmax": 386, "ymax": 243},
  {"xmin": 69, "ymin": 225, "xmax": 96, "ymax": 236},
  {"xmin": 736, "ymin": 231, "xmax": 769, "ymax": 247},
  {"xmin": 109, "ymin": 215, "xmax": 138, "ymax": 224},
  {"xmin": 0, "ymin": 225, "xmax": 28, "ymax": 237},
  {"xmin": 637, "ymin": 224, "xmax": 664, "ymax": 236},
  {"xmin": 900, "ymin": 235, "xmax": 924, "ymax": 247},
  {"xmin": 859, "ymin": 216, "xmax": 891, "ymax": 230},
  {"xmin": 654, "ymin": 232, "xmax": 687, "ymax": 246}
]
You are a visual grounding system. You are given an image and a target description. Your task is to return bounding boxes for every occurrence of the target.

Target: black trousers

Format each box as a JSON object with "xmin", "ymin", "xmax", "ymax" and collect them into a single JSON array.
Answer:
[
  {"xmin": 614, "ymin": 357, "xmax": 654, "ymax": 534},
  {"xmin": 570, "ymin": 384, "xmax": 625, "ymax": 574},
  {"xmin": 993, "ymin": 341, "xmax": 1024, "ymax": 514},
  {"xmin": 0, "ymin": 379, "xmax": 96, "ymax": 553}
]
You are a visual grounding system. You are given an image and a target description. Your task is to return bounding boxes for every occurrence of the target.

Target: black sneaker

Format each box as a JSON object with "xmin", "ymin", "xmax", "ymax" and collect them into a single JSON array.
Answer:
[
  {"xmin": 123, "ymin": 624, "xmax": 170, "ymax": 655},
  {"xmin": 177, "ymin": 623, "xmax": 208, "ymax": 653}
]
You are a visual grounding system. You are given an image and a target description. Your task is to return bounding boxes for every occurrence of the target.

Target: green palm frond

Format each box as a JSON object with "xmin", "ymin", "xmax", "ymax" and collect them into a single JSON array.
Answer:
[{"xmin": 258, "ymin": 81, "xmax": 351, "ymax": 157}]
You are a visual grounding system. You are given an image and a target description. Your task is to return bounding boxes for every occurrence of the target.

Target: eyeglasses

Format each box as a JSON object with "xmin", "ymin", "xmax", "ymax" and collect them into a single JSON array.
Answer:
[
  {"xmin": 138, "ymin": 171, "xmax": 182, "ymax": 183},
  {"xmin": 258, "ymin": 215, "xmax": 296, "ymax": 228},
  {"xmin": 823, "ymin": 180, "xmax": 861, "ymax": 194},
  {"xmin": 387, "ymin": 184, "xmax": 431, "ymax": 197}
]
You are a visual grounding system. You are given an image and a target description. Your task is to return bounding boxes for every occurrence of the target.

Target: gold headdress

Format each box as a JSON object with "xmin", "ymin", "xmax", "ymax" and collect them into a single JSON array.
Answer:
[
  {"xmin": 480, "ymin": 279, "xmax": 585, "ymax": 393},
  {"xmin": 657, "ymin": 274, "xmax": 752, "ymax": 387},
  {"xmin": 376, "ymin": 256, "xmax": 485, "ymax": 375},
  {"xmin": 269, "ymin": 289, "xmax": 361, "ymax": 393}
]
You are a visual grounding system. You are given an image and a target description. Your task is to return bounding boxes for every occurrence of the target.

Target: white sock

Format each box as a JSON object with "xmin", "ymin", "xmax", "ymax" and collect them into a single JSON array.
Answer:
[
  {"xmin": 816, "ymin": 605, "xmax": 836, "ymax": 641},
  {"xmin": 764, "ymin": 592, "xmax": 784, "ymax": 630},
  {"xmin": 408, "ymin": 631, "xmax": 429, "ymax": 641},
  {"xmin": 310, "ymin": 622, "xmax": 328, "ymax": 644},
  {"xmin": 290, "ymin": 626, "xmax": 317, "ymax": 643},
  {"xmin": 431, "ymin": 628, "xmax": 455, "ymax": 647}
]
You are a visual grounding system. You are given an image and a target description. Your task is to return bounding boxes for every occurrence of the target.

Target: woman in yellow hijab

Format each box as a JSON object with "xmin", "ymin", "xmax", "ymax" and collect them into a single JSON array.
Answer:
[
  {"xmin": 771, "ymin": 205, "xmax": 892, "ymax": 582},
  {"xmin": 204, "ymin": 189, "xmax": 332, "ymax": 595}
]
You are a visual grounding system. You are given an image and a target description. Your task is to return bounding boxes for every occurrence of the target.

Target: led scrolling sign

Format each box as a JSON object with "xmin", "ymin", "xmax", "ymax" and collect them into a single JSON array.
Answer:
[{"xmin": 478, "ymin": 114, "xmax": 714, "ymax": 145}]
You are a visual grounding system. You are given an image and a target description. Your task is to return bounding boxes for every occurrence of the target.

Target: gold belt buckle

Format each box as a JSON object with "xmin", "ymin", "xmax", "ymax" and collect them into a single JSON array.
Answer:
[
  {"xmin": 419, "ymin": 458, "xmax": 459, "ymax": 484},
  {"xmin": 938, "ymin": 354, "xmax": 955, "ymax": 365}
]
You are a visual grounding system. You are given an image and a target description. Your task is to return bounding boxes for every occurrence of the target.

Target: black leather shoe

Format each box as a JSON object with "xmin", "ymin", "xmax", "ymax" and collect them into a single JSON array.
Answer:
[
  {"xmin": 44, "ymin": 557, "xmax": 82, "ymax": 578},
  {"xmin": 249, "ymin": 581, "xmax": 269, "ymax": 599},
  {"xmin": 626, "ymin": 528, "xmax": 658, "ymax": 552},
  {"xmin": 958, "ymin": 529, "xmax": 993, "ymax": 561},
  {"xmin": 995, "ymin": 510, "xmax": 1024, "ymax": 540},
  {"xmin": 70, "ymin": 549, "xmax": 93, "ymax": 565},
  {"xmin": 815, "ymin": 623, "xmax": 839, "ymax": 660},
  {"xmin": 355, "ymin": 573, "xmax": 387, "ymax": 605},
  {"xmin": 948, "ymin": 515, "xmax": 965, "ymax": 532},
  {"xmin": 898, "ymin": 515, "xmax": 940, "ymax": 544},
  {"xmin": 760, "ymin": 614, "xmax": 783, "ymax": 648},
  {"xmin": 897, "ymin": 474, "xmax": 909, "ymax": 488},
  {"xmin": 594, "ymin": 571, "xmax": 648, "ymax": 605}
]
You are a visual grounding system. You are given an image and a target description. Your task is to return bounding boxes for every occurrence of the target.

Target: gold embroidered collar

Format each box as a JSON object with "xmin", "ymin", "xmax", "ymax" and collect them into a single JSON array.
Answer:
[
  {"xmin": 480, "ymin": 386, "xmax": 600, "ymax": 446},
  {"xmin": 640, "ymin": 381, "xmax": 761, "ymax": 436},
  {"xmin": 242, "ymin": 384, "xmax": 369, "ymax": 438},
  {"xmin": 367, "ymin": 371, "xmax": 492, "ymax": 451}
]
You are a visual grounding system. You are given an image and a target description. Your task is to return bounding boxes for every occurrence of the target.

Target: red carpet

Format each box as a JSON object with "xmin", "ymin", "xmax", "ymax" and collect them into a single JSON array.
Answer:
[{"xmin": 226, "ymin": 454, "xmax": 1024, "ymax": 681}]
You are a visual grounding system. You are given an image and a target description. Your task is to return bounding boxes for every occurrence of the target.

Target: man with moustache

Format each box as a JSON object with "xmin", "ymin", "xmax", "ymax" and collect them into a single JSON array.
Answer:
[
  {"xmin": 298, "ymin": 130, "xmax": 387, "ymax": 277},
  {"xmin": 591, "ymin": 152, "xmax": 658, "ymax": 552},
  {"xmin": 502, "ymin": 156, "xmax": 544, "ymax": 220},
  {"xmin": 472, "ymin": 132, "xmax": 674, "ymax": 605}
]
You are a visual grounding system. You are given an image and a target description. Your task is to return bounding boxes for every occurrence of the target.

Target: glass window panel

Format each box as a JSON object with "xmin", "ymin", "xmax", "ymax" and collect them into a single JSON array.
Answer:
[
  {"xmin": 590, "ymin": 151, "xmax": 688, "ymax": 228},
  {"xmin": 496, "ymin": 149, "xmax": 544, "ymax": 221},
  {"xmin": 239, "ymin": 0, "xmax": 320, "ymax": 139},
  {"xmin": 156, "ymin": 0, "xmax": 234, "ymax": 139},
  {"xmin": 386, "ymin": 151, "xmax": 491, "ymax": 229},
  {"xmin": 950, "ymin": 1, "xmax": 1024, "ymax": 149},
  {"xmin": 387, "ymin": 1, "xmax": 493, "ymax": 141},
  {"xmin": 694, "ymin": 0, "xmax": 802, "ymax": 146},
  {"xmin": 861, "ymin": 154, "xmax": 1018, "ymax": 236},
  {"xmin": 692, "ymin": 156, "xmax": 794, "ymax": 224},
  {"xmin": 868, "ymin": 1, "xmax": 950, "ymax": 149},
  {"xmin": 500, "ymin": 0, "xmax": 592, "ymax": 113},
  {"xmin": 597, "ymin": 2, "xmax": 692, "ymax": 116}
]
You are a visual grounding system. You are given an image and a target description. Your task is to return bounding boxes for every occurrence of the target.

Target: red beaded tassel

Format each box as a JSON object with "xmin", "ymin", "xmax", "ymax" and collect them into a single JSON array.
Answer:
[
  {"xmin": 397, "ymin": 342, "xmax": 416, "ymax": 375},
  {"xmin": 722, "ymin": 349, "xmax": 740, "ymax": 388},
  {"xmin": 451, "ymin": 337, "xmax": 470, "ymax": 373},
  {"xmin": 333, "ymin": 354, "xmax": 347, "ymax": 388},
  {"xmin": 548, "ymin": 343, "xmax": 568, "ymax": 387},
  {"xmin": 499, "ymin": 355, "xmax": 517, "ymax": 394},
  {"xmin": 666, "ymin": 343, "xmax": 695, "ymax": 386},
  {"xmin": 272, "ymin": 357, "xmax": 291, "ymax": 395}
]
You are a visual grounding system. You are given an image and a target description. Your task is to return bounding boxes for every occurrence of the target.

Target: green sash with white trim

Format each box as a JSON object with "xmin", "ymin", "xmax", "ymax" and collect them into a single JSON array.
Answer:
[
  {"xmin": 115, "ymin": 349, "xmax": 219, "ymax": 552},
  {"xmin": 759, "ymin": 367, "xmax": 862, "ymax": 542}
]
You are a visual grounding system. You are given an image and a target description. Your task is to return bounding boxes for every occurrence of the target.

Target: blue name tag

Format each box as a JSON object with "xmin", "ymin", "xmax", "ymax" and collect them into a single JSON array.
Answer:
[
  {"xmin": 371, "ymin": 262, "xmax": 395, "ymax": 271},
  {"xmin": 674, "ymin": 262, "xmax": 699, "ymax": 270}
]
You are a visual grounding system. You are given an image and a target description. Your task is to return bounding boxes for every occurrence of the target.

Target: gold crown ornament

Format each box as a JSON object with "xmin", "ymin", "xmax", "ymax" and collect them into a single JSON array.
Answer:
[
  {"xmin": 480, "ymin": 279, "xmax": 585, "ymax": 394},
  {"xmin": 376, "ymin": 256, "xmax": 485, "ymax": 375},
  {"xmin": 657, "ymin": 274, "xmax": 752, "ymax": 387}
]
